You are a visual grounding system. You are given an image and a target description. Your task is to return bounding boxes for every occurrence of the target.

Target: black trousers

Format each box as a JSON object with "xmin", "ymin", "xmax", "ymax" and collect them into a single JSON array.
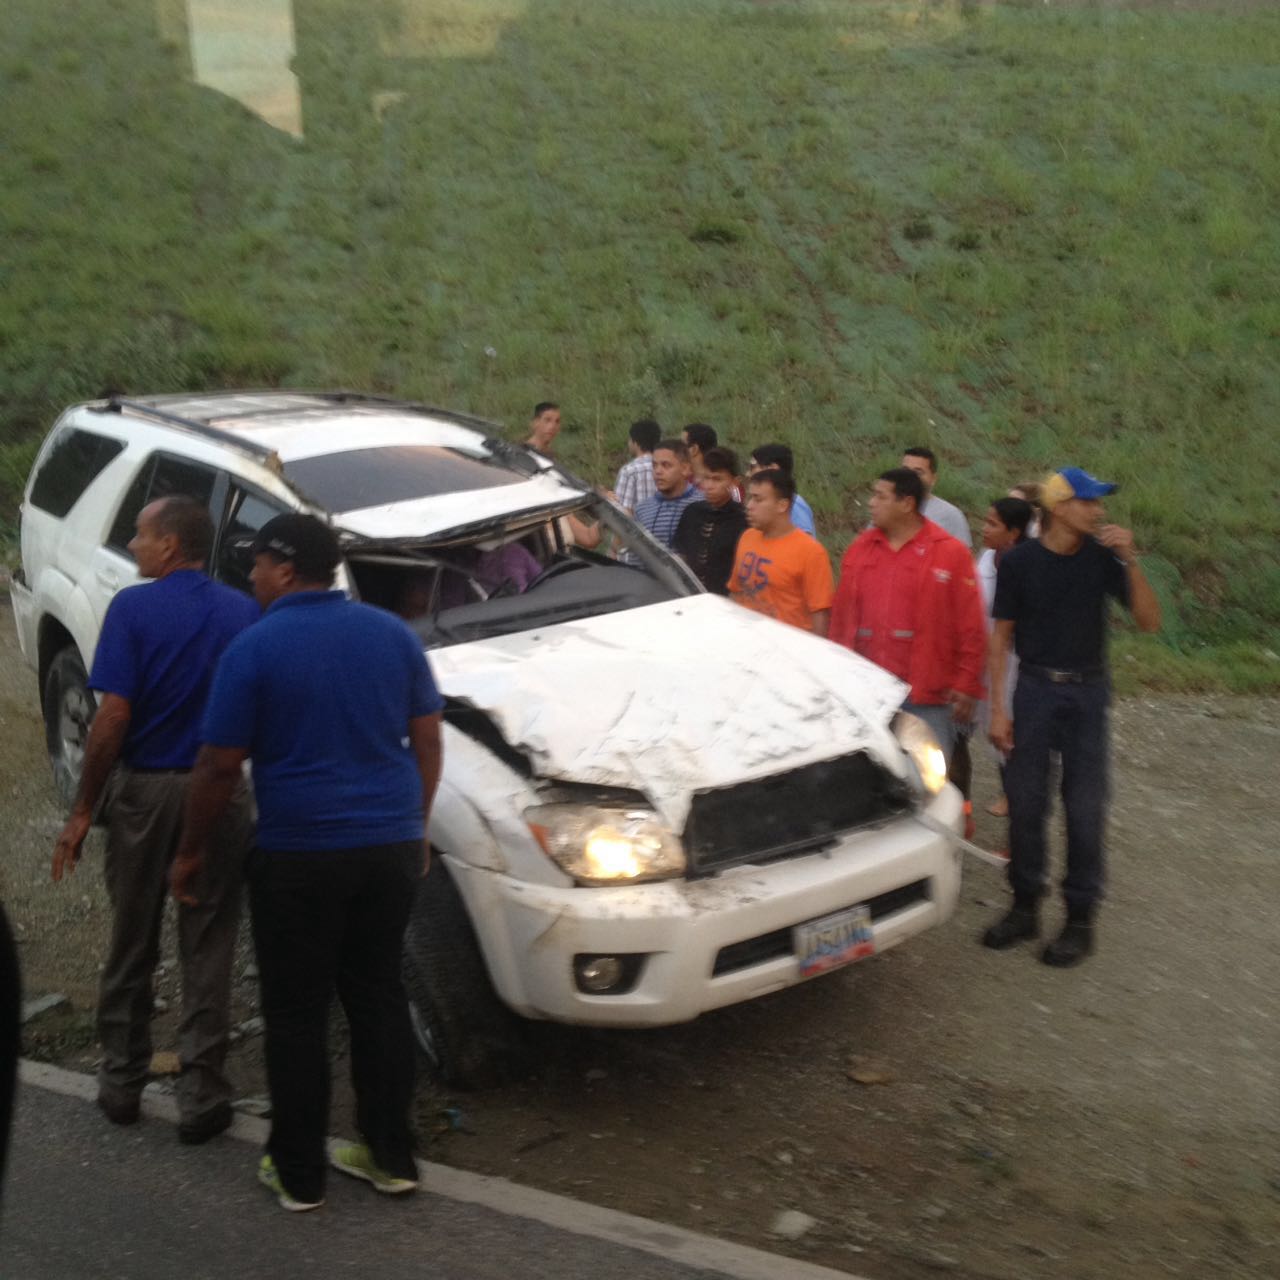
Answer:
[
  {"xmin": 248, "ymin": 841, "xmax": 421, "ymax": 1202},
  {"xmin": 1005, "ymin": 674, "xmax": 1110, "ymax": 912}
]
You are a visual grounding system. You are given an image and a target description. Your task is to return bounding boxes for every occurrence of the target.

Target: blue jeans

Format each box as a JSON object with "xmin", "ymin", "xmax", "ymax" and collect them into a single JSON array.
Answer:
[
  {"xmin": 1005, "ymin": 673, "xmax": 1110, "ymax": 910},
  {"xmin": 902, "ymin": 700, "xmax": 957, "ymax": 762}
]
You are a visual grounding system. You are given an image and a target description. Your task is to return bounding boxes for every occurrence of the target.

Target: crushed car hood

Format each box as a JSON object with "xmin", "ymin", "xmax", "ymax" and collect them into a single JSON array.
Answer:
[{"xmin": 429, "ymin": 594, "xmax": 909, "ymax": 830}]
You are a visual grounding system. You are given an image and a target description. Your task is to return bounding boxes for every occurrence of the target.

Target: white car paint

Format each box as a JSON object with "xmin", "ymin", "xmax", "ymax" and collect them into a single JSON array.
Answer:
[
  {"xmin": 432, "ymin": 592, "xmax": 910, "ymax": 832},
  {"xmin": 17, "ymin": 393, "xmax": 964, "ymax": 1038}
]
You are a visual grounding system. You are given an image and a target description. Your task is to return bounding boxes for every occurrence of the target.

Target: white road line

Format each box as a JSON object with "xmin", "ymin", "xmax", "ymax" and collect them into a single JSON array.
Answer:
[{"xmin": 20, "ymin": 1059, "xmax": 869, "ymax": 1280}]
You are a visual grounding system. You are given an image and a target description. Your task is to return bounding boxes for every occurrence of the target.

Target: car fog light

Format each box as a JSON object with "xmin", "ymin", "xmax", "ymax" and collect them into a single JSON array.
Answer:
[{"xmin": 573, "ymin": 953, "xmax": 644, "ymax": 995}]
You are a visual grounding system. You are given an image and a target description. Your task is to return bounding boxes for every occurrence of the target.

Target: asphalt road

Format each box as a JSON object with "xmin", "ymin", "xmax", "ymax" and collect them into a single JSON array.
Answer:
[{"xmin": 0, "ymin": 1078, "xmax": 757, "ymax": 1280}]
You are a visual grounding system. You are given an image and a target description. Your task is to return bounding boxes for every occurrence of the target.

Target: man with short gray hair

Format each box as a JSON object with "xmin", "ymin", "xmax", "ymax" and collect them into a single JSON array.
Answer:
[{"xmin": 51, "ymin": 495, "xmax": 258, "ymax": 1144}]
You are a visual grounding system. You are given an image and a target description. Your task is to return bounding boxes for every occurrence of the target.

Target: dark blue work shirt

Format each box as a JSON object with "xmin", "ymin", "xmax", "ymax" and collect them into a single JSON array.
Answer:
[
  {"xmin": 201, "ymin": 591, "xmax": 445, "ymax": 852},
  {"xmin": 88, "ymin": 570, "xmax": 261, "ymax": 769},
  {"xmin": 993, "ymin": 537, "xmax": 1130, "ymax": 670}
]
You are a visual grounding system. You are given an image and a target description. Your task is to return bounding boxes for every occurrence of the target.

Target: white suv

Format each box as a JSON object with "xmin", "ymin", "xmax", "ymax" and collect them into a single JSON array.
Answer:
[{"xmin": 13, "ymin": 392, "xmax": 963, "ymax": 1086}]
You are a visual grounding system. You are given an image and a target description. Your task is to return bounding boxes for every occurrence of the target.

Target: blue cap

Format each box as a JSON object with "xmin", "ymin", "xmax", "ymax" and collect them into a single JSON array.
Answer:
[{"xmin": 1042, "ymin": 467, "xmax": 1118, "ymax": 508}]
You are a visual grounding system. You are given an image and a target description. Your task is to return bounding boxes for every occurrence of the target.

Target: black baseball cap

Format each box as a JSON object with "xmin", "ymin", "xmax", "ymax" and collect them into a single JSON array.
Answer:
[{"xmin": 251, "ymin": 513, "xmax": 341, "ymax": 583}]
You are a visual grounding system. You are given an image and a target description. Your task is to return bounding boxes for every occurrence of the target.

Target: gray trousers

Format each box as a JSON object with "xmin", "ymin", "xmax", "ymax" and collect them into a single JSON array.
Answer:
[{"xmin": 97, "ymin": 769, "xmax": 252, "ymax": 1122}]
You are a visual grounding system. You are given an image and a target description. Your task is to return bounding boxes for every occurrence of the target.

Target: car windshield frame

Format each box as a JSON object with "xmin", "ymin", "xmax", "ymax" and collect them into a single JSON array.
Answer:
[{"xmin": 341, "ymin": 491, "xmax": 702, "ymax": 648}]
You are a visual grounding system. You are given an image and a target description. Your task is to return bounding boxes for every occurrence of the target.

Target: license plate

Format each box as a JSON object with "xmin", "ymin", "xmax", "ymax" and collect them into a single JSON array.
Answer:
[{"xmin": 794, "ymin": 904, "xmax": 875, "ymax": 977}]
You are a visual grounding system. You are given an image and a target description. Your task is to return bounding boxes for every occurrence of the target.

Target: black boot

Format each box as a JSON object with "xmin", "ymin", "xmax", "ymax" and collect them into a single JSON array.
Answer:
[
  {"xmin": 1041, "ymin": 907, "xmax": 1096, "ymax": 968},
  {"xmin": 981, "ymin": 900, "xmax": 1040, "ymax": 950}
]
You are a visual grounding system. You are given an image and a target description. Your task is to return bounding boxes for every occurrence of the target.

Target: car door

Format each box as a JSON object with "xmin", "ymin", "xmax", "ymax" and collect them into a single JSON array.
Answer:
[
  {"xmin": 89, "ymin": 452, "xmax": 227, "ymax": 628},
  {"xmin": 212, "ymin": 482, "xmax": 291, "ymax": 596}
]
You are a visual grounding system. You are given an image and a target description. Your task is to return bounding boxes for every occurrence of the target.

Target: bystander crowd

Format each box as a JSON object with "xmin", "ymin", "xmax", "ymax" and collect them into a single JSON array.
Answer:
[
  {"xmin": 613, "ymin": 419, "xmax": 661, "ymax": 514},
  {"xmin": 632, "ymin": 439, "xmax": 701, "ymax": 549},
  {"xmin": 976, "ymin": 496, "xmax": 1034, "ymax": 833},
  {"xmin": 728, "ymin": 469, "xmax": 832, "ymax": 634},
  {"xmin": 681, "ymin": 423, "xmax": 718, "ymax": 487},
  {"xmin": 747, "ymin": 444, "xmax": 816, "ymax": 537},
  {"xmin": 173, "ymin": 514, "xmax": 444, "ymax": 1211},
  {"xmin": 984, "ymin": 468, "xmax": 1160, "ymax": 966},
  {"xmin": 900, "ymin": 447, "xmax": 971, "ymax": 547},
  {"xmin": 672, "ymin": 447, "xmax": 747, "ymax": 595},
  {"xmin": 51, "ymin": 497, "xmax": 258, "ymax": 1144},
  {"xmin": 524, "ymin": 402, "xmax": 561, "ymax": 456},
  {"xmin": 830, "ymin": 469, "xmax": 986, "ymax": 760}
]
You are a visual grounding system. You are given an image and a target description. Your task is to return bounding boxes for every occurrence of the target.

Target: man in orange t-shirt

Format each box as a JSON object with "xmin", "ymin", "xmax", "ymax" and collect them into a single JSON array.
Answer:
[{"xmin": 728, "ymin": 469, "xmax": 833, "ymax": 635}]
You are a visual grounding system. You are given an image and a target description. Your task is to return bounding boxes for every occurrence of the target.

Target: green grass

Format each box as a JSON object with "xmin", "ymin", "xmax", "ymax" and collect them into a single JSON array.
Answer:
[{"xmin": 1, "ymin": 0, "xmax": 1277, "ymax": 688}]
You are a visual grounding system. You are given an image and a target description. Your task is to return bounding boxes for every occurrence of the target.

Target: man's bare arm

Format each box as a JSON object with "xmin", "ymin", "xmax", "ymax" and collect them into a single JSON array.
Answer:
[
  {"xmin": 1099, "ymin": 524, "xmax": 1161, "ymax": 633},
  {"xmin": 409, "ymin": 712, "xmax": 444, "ymax": 877},
  {"xmin": 988, "ymin": 620, "xmax": 1016, "ymax": 755},
  {"xmin": 171, "ymin": 744, "xmax": 248, "ymax": 906},
  {"xmin": 809, "ymin": 608, "xmax": 830, "ymax": 639},
  {"xmin": 52, "ymin": 692, "xmax": 131, "ymax": 882}
]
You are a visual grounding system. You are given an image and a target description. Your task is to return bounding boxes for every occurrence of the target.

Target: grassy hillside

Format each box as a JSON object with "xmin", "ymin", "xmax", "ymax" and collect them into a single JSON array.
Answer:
[{"xmin": 2, "ymin": 0, "xmax": 1277, "ymax": 686}]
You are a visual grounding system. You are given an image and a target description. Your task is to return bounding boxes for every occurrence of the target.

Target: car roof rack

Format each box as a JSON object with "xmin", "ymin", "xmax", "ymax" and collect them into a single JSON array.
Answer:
[
  {"xmin": 313, "ymin": 390, "xmax": 504, "ymax": 437},
  {"xmin": 93, "ymin": 396, "xmax": 276, "ymax": 461},
  {"xmin": 89, "ymin": 391, "xmax": 560, "ymax": 483},
  {"xmin": 97, "ymin": 389, "xmax": 506, "ymax": 439}
]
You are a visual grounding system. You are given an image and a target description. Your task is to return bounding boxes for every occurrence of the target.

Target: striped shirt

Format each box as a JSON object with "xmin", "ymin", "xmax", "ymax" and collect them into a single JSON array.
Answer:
[{"xmin": 633, "ymin": 484, "xmax": 702, "ymax": 549}]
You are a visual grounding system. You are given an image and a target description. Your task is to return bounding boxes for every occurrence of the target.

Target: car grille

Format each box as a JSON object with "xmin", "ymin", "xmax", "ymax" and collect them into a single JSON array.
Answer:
[
  {"xmin": 711, "ymin": 880, "xmax": 931, "ymax": 977},
  {"xmin": 682, "ymin": 751, "xmax": 911, "ymax": 878}
]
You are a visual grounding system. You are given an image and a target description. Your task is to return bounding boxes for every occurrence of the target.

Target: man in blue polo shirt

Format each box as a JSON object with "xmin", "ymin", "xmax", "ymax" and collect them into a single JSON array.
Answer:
[
  {"xmin": 172, "ymin": 513, "xmax": 444, "ymax": 1213},
  {"xmin": 51, "ymin": 496, "xmax": 258, "ymax": 1143}
]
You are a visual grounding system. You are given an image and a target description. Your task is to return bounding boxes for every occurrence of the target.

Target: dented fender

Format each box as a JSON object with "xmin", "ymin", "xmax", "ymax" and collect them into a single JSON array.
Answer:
[{"xmin": 430, "ymin": 725, "xmax": 570, "ymax": 886}]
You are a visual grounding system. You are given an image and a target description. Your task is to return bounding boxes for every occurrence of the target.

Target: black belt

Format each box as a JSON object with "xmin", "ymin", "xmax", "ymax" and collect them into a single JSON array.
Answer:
[
  {"xmin": 127, "ymin": 766, "xmax": 193, "ymax": 776},
  {"xmin": 1022, "ymin": 663, "xmax": 1106, "ymax": 685}
]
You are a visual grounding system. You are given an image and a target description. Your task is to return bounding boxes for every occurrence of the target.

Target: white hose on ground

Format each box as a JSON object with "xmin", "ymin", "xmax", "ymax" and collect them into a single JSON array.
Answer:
[{"xmin": 913, "ymin": 810, "xmax": 1011, "ymax": 869}]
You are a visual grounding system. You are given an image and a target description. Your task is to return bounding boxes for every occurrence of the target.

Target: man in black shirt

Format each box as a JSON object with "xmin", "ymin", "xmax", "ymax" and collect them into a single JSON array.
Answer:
[
  {"xmin": 672, "ymin": 447, "xmax": 747, "ymax": 595},
  {"xmin": 984, "ymin": 468, "xmax": 1160, "ymax": 966}
]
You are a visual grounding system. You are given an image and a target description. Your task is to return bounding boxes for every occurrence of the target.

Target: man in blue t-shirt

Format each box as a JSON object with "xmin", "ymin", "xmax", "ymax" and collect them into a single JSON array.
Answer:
[
  {"xmin": 172, "ymin": 513, "xmax": 444, "ymax": 1213},
  {"xmin": 983, "ymin": 468, "xmax": 1161, "ymax": 967},
  {"xmin": 51, "ymin": 496, "xmax": 259, "ymax": 1142},
  {"xmin": 748, "ymin": 443, "xmax": 817, "ymax": 537}
]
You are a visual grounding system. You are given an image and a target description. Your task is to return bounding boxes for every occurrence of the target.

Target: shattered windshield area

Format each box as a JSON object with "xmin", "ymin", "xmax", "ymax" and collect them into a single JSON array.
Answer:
[
  {"xmin": 285, "ymin": 445, "xmax": 526, "ymax": 513},
  {"xmin": 344, "ymin": 494, "xmax": 699, "ymax": 646}
]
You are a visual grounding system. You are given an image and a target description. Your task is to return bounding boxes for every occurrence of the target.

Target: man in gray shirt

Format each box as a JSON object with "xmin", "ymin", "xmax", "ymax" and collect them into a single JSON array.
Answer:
[{"xmin": 902, "ymin": 447, "xmax": 971, "ymax": 547}]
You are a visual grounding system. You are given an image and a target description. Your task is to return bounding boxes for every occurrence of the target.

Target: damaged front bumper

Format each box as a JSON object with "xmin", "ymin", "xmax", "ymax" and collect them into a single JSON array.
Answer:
[{"xmin": 447, "ymin": 784, "xmax": 963, "ymax": 1027}]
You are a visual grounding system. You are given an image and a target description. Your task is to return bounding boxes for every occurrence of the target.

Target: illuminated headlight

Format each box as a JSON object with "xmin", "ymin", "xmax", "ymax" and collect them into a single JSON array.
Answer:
[
  {"xmin": 525, "ymin": 803, "xmax": 686, "ymax": 886},
  {"xmin": 892, "ymin": 712, "xmax": 948, "ymax": 797}
]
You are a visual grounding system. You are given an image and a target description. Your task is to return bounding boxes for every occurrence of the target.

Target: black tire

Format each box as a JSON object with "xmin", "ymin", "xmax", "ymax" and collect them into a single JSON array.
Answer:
[
  {"xmin": 42, "ymin": 646, "xmax": 93, "ymax": 813},
  {"xmin": 403, "ymin": 856, "xmax": 527, "ymax": 1091}
]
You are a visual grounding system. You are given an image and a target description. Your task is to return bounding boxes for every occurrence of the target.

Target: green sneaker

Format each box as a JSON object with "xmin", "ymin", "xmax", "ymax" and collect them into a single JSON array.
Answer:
[
  {"xmin": 330, "ymin": 1142, "xmax": 419, "ymax": 1195},
  {"xmin": 258, "ymin": 1155, "xmax": 324, "ymax": 1213}
]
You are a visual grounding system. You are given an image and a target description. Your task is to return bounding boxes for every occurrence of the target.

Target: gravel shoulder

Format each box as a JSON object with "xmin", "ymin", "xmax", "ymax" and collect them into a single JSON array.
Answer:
[{"xmin": 2, "ymin": 599, "xmax": 1276, "ymax": 1279}]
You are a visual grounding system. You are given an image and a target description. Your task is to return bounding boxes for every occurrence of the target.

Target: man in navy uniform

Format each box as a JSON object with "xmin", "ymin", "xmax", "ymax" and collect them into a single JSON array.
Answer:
[{"xmin": 984, "ymin": 468, "xmax": 1160, "ymax": 966}]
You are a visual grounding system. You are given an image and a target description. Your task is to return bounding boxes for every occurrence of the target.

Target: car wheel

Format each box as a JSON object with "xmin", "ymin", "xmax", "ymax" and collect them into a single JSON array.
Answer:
[
  {"xmin": 43, "ymin": 646, "xmax": 94, "ymax": 812},
  {"xmin": 402, "ymin": 856, "xmax": 527, "ymax": 1091}
]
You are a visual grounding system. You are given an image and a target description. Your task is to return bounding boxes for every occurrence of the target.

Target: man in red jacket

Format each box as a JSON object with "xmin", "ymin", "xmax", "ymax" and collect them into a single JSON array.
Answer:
[{"xmin": 831, "ymin": 468, "xmax": 986, "ymax": 759}]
